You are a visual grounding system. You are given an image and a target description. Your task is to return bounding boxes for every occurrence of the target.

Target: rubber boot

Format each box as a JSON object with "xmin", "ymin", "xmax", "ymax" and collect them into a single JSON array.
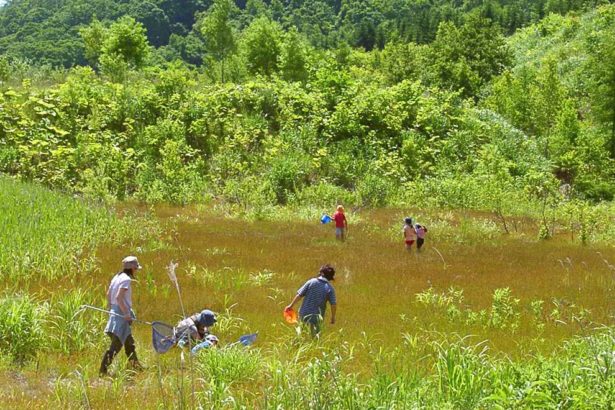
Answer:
[{"xmin": 99, "ymin": 350, "xmax": 114, "ymax": 376}]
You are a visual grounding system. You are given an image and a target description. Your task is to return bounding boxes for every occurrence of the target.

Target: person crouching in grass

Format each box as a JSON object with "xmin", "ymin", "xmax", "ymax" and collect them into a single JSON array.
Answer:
[
  {"xmin": 286, "ymin": 264, "xmax": 337, "ymax": 337},
  {"xmin": 174, "ymin": 309, "xmax": 217, "ymax": 348}
]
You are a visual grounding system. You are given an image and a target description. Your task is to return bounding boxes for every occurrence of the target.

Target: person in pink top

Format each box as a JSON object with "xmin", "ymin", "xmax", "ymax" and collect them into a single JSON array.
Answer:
[
  {"xmin": 415, "ymin": 223, "xmax": 428, "ymax": 251},
  {"xmin": 333, "ymin": 205, "xmax": 348, "ymax": 241},
  {"xmin": 403, "ymin": 217, "xmax": 417, "ymax": 251}
]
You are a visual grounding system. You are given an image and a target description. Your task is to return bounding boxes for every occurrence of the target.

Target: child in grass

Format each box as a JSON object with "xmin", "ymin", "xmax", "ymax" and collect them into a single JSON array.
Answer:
[
  {"xmin": 174, "ymin": 309, "xmax": 217, "ymax": 347},
  {"xmin": 415, "ymin": 223, "xmax": 428, "ymax": 251},
  {"xmin": 190, "ymin": 334, "xmax": 219, "ymax": 355},
  {"xmin": 403, "ymin": 217, "xmax": 417, "ymax": 251},
  {"xmin": 333, "ymin": 205, "xmax": 348, "ymax": 241}
]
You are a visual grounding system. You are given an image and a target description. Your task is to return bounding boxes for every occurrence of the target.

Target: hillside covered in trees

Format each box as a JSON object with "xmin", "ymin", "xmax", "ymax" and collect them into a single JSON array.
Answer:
[
  {"xmin": 0, "ymin": 0, "xmax": 608, "ymax": 67},
  {"xmin": 0, "ymin": 0, "xmax": 614, "ymax": 232}
]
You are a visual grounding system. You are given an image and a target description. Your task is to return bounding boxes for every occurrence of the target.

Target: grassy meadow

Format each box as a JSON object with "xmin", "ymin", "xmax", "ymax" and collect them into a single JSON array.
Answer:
[{"xmin": 1, "ymin": 180, "xmax": 614, "ymax": 409}]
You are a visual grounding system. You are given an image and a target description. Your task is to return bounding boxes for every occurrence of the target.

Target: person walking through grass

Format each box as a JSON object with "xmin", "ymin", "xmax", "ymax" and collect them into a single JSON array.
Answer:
[
  {"xmin": 99, "ymin": 256, "xmax": 143, "ymax": 376},
  {"xmin": 415, "ymin": 223, "xmax": 428, "ymax": 251},
  {"xmin": 403, "ymin": 217, "xmax": 417, "ymax": 252},
  {"xmin": 333, "ymin": 205, "xmax": 348, "ymax": 241},
  {"xmin": 286, "ymin": 264, "xmax": 337, "ymax": 337}
]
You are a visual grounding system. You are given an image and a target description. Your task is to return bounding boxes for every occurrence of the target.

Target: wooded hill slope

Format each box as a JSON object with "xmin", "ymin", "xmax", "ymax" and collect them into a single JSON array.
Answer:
[{"xmin": 0, "ymin": 0, "xmax": 608, "ymax": 67}]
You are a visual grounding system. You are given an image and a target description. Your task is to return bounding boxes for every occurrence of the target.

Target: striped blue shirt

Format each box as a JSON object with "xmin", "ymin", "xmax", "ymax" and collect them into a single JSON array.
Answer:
[{"xmin": 297, "ymin": 277, "xmax": 336, "ymax": 318}]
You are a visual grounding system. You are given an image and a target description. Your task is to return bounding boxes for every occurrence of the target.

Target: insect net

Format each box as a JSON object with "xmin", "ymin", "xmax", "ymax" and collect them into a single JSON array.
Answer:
[{"xmin": 152, "ymin": 321, "xmax": 176, "ymax": 354}]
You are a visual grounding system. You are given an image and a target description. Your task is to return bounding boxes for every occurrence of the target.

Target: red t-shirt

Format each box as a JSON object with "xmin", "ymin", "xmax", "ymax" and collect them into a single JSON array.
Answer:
[{"xmin": 333, "ymin": 211, "xmax": 347, "ymax": 228}]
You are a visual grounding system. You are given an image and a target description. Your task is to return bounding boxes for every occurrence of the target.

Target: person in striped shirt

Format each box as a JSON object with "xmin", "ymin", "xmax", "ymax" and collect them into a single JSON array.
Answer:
[{"xmin": 286, "ymin": 264, "xmax": 337, "ymax": 337}]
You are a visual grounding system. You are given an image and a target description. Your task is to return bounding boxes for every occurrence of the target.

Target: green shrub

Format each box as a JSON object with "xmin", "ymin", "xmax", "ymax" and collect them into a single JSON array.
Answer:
[
  {"xmin": 289, "ymin": 181, "xmax": 358, "ymax": 208},
  {"xmin": 0, "ymin": 293, "xmax": 47, "ymax": 363},
  {"xmin": 356, "ymin": 173, "xmax": 396, "ymax": 207},
  {"xmin": 489, "ymin": 288, "xmax": 520, "ymax": 329},
  {"xmin": 266, "ymin": 153, "xmax": 311, "ymax": 205},
  {"xmin": 196, "ymin": 345, "xmax": 263, "ymax": 406}
]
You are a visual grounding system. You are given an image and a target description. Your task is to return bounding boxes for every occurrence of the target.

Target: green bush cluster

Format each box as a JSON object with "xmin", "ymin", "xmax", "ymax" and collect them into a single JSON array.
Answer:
[
  {"xmin": 414, "ymin": 287, "xmax": 595, "ymax": 332},
  {"xmin": 0, "ymin": 69, "xmax": 577, "ymax": 207},
  {"xmin": 0, "ymin": 293, "xmax": 47, "ymax": 363}
]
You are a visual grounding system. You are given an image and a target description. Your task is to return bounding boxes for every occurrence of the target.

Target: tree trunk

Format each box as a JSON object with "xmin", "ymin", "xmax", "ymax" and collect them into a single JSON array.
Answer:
[{"xmin": 221, "ymin": 58, "xmax": 225, "ymax": 83}]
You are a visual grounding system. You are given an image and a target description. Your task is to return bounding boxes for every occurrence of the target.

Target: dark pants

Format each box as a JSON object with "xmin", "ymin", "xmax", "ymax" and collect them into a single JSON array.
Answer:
[
  {"xmin": 99, "ymin": 333, "xmax": 138, "ymax": 375},
  {"xmin": 417, "ymin": 238, "xmax": 425, "ymax": 249}
]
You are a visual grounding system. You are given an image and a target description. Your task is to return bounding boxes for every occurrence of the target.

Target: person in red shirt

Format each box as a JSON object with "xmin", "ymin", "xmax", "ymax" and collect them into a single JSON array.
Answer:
[{"xmin": 333, "ymin": 205, "xmax": 348, "ymax": 241}]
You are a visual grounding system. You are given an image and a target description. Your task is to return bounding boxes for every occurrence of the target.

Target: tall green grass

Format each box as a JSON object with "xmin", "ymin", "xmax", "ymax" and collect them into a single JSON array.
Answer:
[
  {"xmin": 0, "ymin": 176, "xmax": 157, "ymax": 280},
  {"xmin": 0, "ymin": 293, "xmax": 47, "ymax": 363},
  {"xmin": 195, "ymin": 345, "xmax": 264, "ymax": 406},
  {"xmin": 188, "ymin": 329, "xmax": 613, "ymax": 409},
  {"xmin": 48, "ymin": 289, "xmax": 104, "ymax": 354}
]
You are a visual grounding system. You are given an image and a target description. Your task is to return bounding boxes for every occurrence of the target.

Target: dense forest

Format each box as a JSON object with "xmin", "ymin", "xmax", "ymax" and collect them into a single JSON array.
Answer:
[
  {"xmin": 0, "ymin": 0, "xmax": 609, "ymax": 67},
  {"xmin": 0, "ymin": 0, "xmax": 614, "ymax": 231}
]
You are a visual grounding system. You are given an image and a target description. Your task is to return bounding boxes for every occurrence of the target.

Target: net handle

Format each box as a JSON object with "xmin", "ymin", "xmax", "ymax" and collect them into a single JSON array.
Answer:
[{"xmin": 79, "ymin": 305, "xmax": 153, "ymax": 325}]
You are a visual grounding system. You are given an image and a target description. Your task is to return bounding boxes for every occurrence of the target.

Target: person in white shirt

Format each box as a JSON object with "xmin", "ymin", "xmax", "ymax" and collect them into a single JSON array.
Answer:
[
  {"xmin": 99, "ymin": 256, "xmax": 143, "ymax": 376},
  {"xmin": 403, "ymin": 217, "xmax": 417, "ymax": 251}
]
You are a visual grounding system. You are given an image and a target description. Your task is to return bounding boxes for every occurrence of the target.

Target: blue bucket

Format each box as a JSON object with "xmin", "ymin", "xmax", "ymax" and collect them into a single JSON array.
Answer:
[{"xmin": 321, "ymin": 214, "xmax": 332, "ymax": 224}]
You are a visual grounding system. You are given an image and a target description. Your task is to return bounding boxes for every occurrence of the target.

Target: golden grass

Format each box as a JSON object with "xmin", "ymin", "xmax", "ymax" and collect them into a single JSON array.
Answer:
[
  {"xmin": 1, "ymin": 205, "xmax": 614, "ymax": 407},
  {"xmin": 97, "ymin": 206, "xmax": 615, "ymax": 354}
]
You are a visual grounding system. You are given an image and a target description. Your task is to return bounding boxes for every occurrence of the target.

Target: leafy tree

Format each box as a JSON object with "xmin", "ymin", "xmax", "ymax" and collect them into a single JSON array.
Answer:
[
  {"xmin": 99, "ymin": 51, "xmax": 130, "ymax": 82},
  {"xmin": 81, "ymin": 16, "xmax": 150, "ymax": 70},
  {"xmin": 128, "ymin": 1, "xmax": 171, "ymax": 47},
  {"xmin": 159, "ymin": 0, "xmax": 211, "ymax": 33},
  {"xmin": 286, "ymin": 0, "xmax": 337, "ymax": 48},
  {"xmin": 80, "ymin": 18, "xmax": 107, "ymax": 66},
  {"xmin": 532, "ymin": 58, "xmax": 566, "ymax": 140},
  {"xmin": 475, "ymin": 144, "xmax": 522, "ymax": 233},
  {"xmin": 377, "ymin": 41, "xmax": 425, "ymax": 85},
  {"xmin": 487, "ymin": 67, "xmax": 538, "ymax": 135},
  {"xmin": 585, "ymin": 9, "xmax": 615, "ymax": 159},
  {"xmin": 241, "ymin": 16, "xmax": 283, "ymax": 76},
  {"xmin": 270, "ymin": 0, "xmax": 285, "ymax": 22},
  {"xmin": 244, "ymin": 0, "xmax": 270, "ymax": 22},
  {"xmin": 430, "ymin": 14, "xmax": 511, "ymax": 98},
  {"xmin": 198, "ymin": 0, "xmax": 237, "ymax": 82},
  {"xmin": 102, "ymin": 16, "xmax": 150, "ymax": 68},
  {"xmin": 279, "ymin": 27, "xmax": 309, "ymax": 82},
  {"xmin": 549, "ymin": 99, "xmax": 581, "ymax": 183},
  {"xmin": 0, "ymin": 55, "xmax": 10, "ymax": 83},
  {"xmin": 164, "ymin": 32, "xmax": 207, "ymax": 66}
]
